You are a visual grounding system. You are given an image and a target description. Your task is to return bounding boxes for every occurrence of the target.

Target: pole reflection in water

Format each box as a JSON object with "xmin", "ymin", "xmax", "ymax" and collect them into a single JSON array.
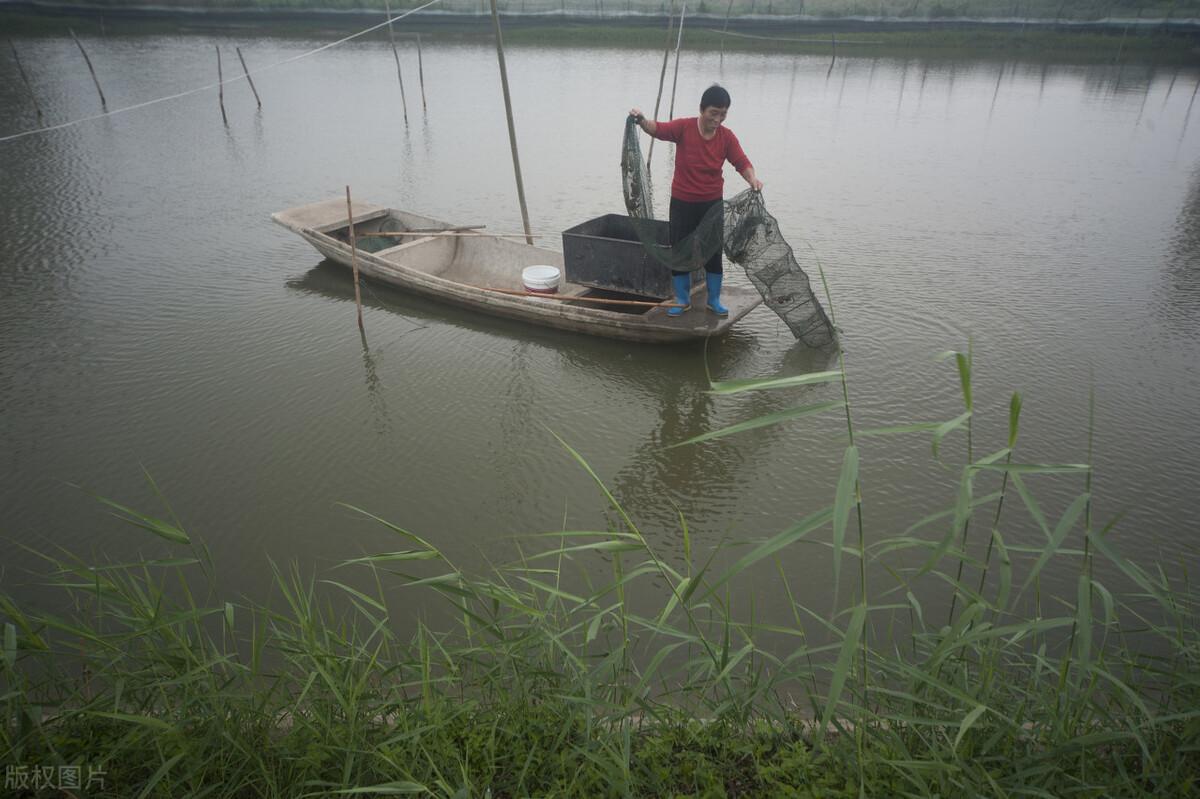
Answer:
[{"xmin": 359, "ymin": 329, "xmax": 392, "ymax": 437}]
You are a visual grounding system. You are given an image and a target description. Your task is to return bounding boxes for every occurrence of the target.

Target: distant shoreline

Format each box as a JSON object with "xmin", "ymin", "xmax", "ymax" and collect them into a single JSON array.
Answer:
[
  {"xmin": 4, "ymin": 0, "xmax": 1200, "ymax": 64},
  {"xmin": 3, "ymin": 0, "xmax": 1199, "ymax": 31}
]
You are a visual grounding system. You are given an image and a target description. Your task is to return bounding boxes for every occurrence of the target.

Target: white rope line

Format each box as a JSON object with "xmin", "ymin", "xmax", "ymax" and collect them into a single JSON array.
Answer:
[{"xmin": 0, "ymin": 0, "xmax": 443, "ymax": 144}]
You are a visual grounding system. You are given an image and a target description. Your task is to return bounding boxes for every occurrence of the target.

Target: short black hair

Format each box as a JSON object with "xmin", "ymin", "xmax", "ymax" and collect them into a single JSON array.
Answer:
[{"xmin": 700, "ymin": 84, "xmax": 731, "ymax": 111}]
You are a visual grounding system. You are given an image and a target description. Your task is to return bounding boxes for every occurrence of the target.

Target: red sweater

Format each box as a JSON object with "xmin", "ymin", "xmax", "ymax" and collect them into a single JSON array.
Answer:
[{"xmin": 651, "ymin": 117, "xmax": 753, "ymax": 202}]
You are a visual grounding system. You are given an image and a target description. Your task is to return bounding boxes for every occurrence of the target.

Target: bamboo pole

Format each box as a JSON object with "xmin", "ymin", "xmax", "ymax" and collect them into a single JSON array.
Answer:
[
  {"xmin": 827, "ymin": 33, "xmax": 837, "ymax": 76},
  {"xmin": 471, "ymin": 285, "xmax": 686, "ymax": 308},
  {"xmin": 415, "ymin": 33, "xmax": 427, "ymax": 111},
  {"xmin": 349, "ymin": 230, "xmax": 552, "ymax": 238},
  {"xmin": 646, "ymin": 1, "xmax": 676, "ymax": 169},
  {"xmin": 69, "ymin": 28, "xmax": 106, "ymax": 110},
  {"xmin": 719, "ymin": 0, "xmax": 734, "ymax": 62},
  {"xmin": 384, "ymin": 0, "xmax": 410, "ymax": 126},
  {"xmin": 235, "ymin": 47, "xmax": 262, "ymax": 109},
  {"xmin": 216, "ymin": 45, "xmax": 228, "ymax": 124},
  {"xmin": 488, "ymin": 0, "xmax": 534, "ymax": 246},
  {"xmin": 345, "ymin": 186, "xmax": 366, "ymax": 332},
  {"xmin": 7, "ymin": 38, "xmax": 44, "ymax": 121},
  {"xmin": 666, "ymin": 2, "xmax": 687, "ymax": 121}
]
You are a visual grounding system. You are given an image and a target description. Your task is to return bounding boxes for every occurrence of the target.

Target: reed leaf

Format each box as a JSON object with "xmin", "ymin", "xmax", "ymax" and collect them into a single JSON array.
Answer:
[
  {"xmin": 1008, "ymin": 392, "xmax": 1023, "ymax": 448},
  {"xmin": 668, "ymin": 400, "xmax": 843, "ymax": 447},
  {"xmin": 87, "ymin": 493, "xmax": 191, "ymax": 545},
  {"xmin": 695, "ymin": 507, "xmax": 832, "ymax": 603},
  {"xmin": 832, "ymin": 445, "xmax": 859, "ymax": 603},
  {"xmin": 2, "ymin": 622, "xmax": 14, "ymax": 669},
  {"xmin": 856, "ymin": 422, "xmax": 943, "ymax": 437},
  {"xmin": 135, "ymin": 752, "xmax": 184, "ymax": 799},
  {"xmin": 1019, "ymin": 493, "xmax": 1090, "ymax": 596},
  {"xmin": 820, "ymin": 602, "xmax": 866, "ymax": 737},
  {"xmin": 331, "ymin": 783, "xmax": 429, "ymax": 795},
  {"xmin": 953, "ymin": 703, "xmax": 989, "ymax": 753},
  {"xmin": 931, "ymin": 411, "xmax": 971, "ymax": 460},
  {"xmin": 707, "ymin": 369, "xmax": 842, "ymax": 395}
]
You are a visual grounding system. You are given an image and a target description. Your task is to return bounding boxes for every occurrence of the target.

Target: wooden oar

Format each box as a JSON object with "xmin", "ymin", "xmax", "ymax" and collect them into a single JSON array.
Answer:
[
  {"xmin": 359, "ymin": 230, "xmax": 554, "ymax": 239},
  {"xmin": 469, "ymin": 285, "xmax": 684, "ymax": 309}
]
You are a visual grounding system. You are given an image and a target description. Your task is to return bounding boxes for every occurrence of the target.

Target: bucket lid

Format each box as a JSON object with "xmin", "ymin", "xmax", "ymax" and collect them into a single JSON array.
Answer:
[{"xmin": 522, "ymin": 265, "xmax": 560, "ymax": 282}]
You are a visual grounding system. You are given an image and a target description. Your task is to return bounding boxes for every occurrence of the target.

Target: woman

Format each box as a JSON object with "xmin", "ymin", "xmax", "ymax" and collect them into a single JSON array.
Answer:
[{"xmin": 629, "ymin": 84, "xmax": 763, "ymax": 317}]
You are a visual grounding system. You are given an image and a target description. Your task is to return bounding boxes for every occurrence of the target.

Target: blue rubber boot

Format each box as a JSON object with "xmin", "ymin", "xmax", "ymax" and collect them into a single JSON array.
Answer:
[
  {"xmin": 705, "ymin": 272, "xmax": 729, "ymax": 317},
  {"xmin": 667, "ymin": 273, "xmax": 692, "ymax": 317}
]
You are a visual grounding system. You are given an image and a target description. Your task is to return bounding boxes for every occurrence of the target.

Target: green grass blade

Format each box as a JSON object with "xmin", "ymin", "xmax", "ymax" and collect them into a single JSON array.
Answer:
[
  {"xmin": 86, "ymin": 493, "xmax": 191, "ymax": 545},
  {"xmin": 1076, "ymin": 573, "xmax": 1092, "ymax": 668},
  {"xmin": 931, "ymin": 411, "xmax": 971, "ymax": 460},
  {"xmin": 696, "ymin": 507, "xmax": 833, "ymax": 603},
  {"xmin": 1008, "ymin": 392, "xmax": 1023, "ymax": 448},
  {"xmin": 856, "ymin": 422, "xmax": 943, "ymax": 437},
  {"xmin": 832, "ymin": 446, "xmax": 859, "ymax": 603},
  {"xmin": 331, "ymin": 782, "xmax": 429, "ymax": 795},
  {"xmin": 708, "ymin": 369, "xmax": 842, "ymax": 395},
  {"xmin": 135, "ymin": 753, "xmax": 185, "ymax": 799},
  {"xmin": 2, "ymin": 622, "xmax": 14, "ymax": 669},
  {"xmin": 954, "ymin": 704, "xmax": 988, "ymax": 753},
  {"xmin": 1019, "ymin": 493, "xmax": 1089, "ymax": 595},
  {"xmin": 668, "ymin": 401, "xmax": 843, "ymax": 447},
  {"xmin": 821, "ymin": 602, "xmax": 866, "ymax": 735}
]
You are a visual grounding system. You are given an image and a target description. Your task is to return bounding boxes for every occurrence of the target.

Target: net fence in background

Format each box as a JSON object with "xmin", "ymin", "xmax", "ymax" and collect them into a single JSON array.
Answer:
[{"xmin": 622, "ymin": 117, "xmax": 836, "ymax": 348}]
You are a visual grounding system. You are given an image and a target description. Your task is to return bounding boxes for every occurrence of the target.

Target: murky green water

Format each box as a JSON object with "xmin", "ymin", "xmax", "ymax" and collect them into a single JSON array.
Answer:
[{"xmin": 2, "ymin": 26, "xmax": 1198, "ymax": 619}]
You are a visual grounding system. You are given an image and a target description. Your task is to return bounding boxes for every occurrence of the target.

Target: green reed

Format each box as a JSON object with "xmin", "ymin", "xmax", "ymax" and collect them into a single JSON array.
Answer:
[{"xmin": 2, "ymin": 349, "xmax": 1199, "ymax": 796}]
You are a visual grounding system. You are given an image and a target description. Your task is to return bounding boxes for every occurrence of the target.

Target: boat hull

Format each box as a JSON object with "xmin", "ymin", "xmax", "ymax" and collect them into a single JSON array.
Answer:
[{"xmin": 273, "ymin": 198, "xmax": 762, "ymax": 344}]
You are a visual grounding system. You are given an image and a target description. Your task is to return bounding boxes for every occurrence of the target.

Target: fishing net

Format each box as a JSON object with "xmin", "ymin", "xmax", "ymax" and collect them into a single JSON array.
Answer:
[{"xmin": 622, "ymin": 116, "xmax": 836, "ymax": 348}]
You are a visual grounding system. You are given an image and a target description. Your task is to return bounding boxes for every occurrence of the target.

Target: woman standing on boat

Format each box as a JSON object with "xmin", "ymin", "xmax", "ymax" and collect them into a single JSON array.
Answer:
[{"xmin": 629, "ymin": 84, "xmax": 763, "ymax": 318}]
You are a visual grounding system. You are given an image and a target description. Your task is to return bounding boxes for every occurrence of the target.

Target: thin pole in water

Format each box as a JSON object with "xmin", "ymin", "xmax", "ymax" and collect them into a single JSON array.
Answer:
[
  {"xmin": 384, "ymin": 0, "xmax": 410, "ymax": 126},
  {"xmin": 647, "ymin": 0, "xmax": 676, "ymax": 169},
  {"xmin": 666, "ymin": 1, "xmax": 687, "ymax": 119},
  {"xmin": 827, "ymin": 33, "xmax": 837, "ymax": 76},
  {"xmin": 216, "ymin": 45, "xmax": 228, "ymax": 125},
  {"xmin": 719, "ymin": 0, "xmax": 734, "ymax": 62},
  {"xmin": 69, "ymin": 28, "xmax": 106, "ymax": 110},
  {"xmin": 236, "ymin": 47, "xmax": 262, "ymax": 109},
  {"xmin": 345, "ymin": 186, "xmax": 366, "ymax": 332},
  {"xmin": 415, "ymin": 33, "xmax": 427, "ymax": 111},
  {"xmin": 488, "ymin": 0, "xmax": 534, "ymax": 245},
  {"xmin": 7, "ymin": 38, "xmax": 44, "ymax": 120}
]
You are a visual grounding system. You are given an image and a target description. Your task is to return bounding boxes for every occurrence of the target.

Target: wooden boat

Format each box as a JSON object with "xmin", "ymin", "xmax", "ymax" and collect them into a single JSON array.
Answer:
[{"xmin": 272, "ymin": 198, "xmax": 762, "ymax": 343}]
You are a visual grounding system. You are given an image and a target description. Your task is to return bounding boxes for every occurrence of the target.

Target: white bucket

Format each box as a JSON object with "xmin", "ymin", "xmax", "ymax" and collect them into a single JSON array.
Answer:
[{"xmin": 522, "ymin": 265, "xmax": 561, "ymax": 294}]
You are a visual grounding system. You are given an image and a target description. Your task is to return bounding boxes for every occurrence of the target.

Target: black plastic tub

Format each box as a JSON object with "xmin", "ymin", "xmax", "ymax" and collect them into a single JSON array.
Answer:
[{"xmin": 561, "ymin": 214, "xmax": 672, "ymax": 299}]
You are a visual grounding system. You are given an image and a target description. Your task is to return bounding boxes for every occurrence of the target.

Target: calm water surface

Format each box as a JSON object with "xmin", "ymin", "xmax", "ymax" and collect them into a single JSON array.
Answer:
[{"xmin": 2, "ymin": 30, "xmax": 1199, "ymax": 620}]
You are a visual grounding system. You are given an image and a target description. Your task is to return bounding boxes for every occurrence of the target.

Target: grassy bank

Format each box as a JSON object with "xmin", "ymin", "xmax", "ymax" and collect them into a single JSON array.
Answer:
[
  {"xmin": 7, "ymin": 0, "xmax": 1200, "ymax": 20},
  {"xmin": 3, "ymin": 327, "xmax": 1199, "ymax": 796},
  {"xmin": 3, "ymin": 5, "xmax": 1200, "ymax": 64}
]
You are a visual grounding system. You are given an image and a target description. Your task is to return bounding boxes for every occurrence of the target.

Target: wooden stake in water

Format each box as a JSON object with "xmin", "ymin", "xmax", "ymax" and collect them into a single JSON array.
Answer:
[
  {"xmin": 216, "ymin": 45, "xmax": 228, "ymax": 124},
  {"xmin": 69, "ymin": 28, "xmax": 106, "ymax": 110},
  {"xmin": 647, "ymin": 1, "xmax": 676, "ymax": 169},
  {"xmin": 666, "ymin": 1, "xmax": 687, "ymax": 121},
  {"xmin": 415, "ymin": 33, "xmax": 427, "ymax": 111},
  {"xmin": 828, "ymin": 33, "xmax": 837, "ymax": 76},
  {"xmin": 345, "ymin": 186, "xmax": 365, "ymax": 332},
  {"xmin": 719, "ymin": 0, "xmax": 734, "ymax": 62},
  {"xmin": 236, "ymin": 47, "xmax": 262, "ymax": 109},
  {"xmin": 488, "ymin": 0, "xmax": 534, "ymax": 246},
  {"xmin": 7, "ymin": 38, "xmax": 44, "ymax": 120},
  {"xmin": 384, "ymin": 0, "xmax": 410, "ymax": 126}
]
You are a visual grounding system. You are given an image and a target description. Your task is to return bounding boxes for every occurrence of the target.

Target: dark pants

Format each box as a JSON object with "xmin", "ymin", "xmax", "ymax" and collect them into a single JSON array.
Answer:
[{"xmin": 669, "ymin": 196, "xmax": 723, "ymax": 277}]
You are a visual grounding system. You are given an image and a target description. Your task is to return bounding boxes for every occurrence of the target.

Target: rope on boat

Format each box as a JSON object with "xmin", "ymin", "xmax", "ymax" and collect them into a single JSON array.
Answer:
[{"xmin": 0, "ymin": 0, "xmax": 444, "ymax": 145}]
